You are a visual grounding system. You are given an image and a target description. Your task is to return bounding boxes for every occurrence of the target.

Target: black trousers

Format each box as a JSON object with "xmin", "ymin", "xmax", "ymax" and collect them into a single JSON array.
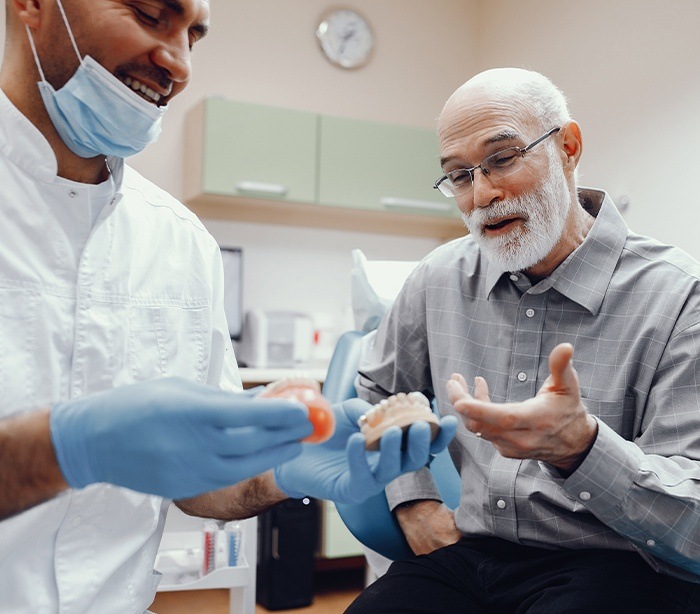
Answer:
[{"xmin": 346, "ymin": 538, "xmax": 700, "ymax": 613}]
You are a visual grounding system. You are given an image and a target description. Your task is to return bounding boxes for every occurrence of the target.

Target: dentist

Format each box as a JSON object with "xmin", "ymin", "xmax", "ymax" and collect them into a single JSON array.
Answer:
[{"xmin": 0, "ymin": 1, "xmax": 457, "ymax": 611}]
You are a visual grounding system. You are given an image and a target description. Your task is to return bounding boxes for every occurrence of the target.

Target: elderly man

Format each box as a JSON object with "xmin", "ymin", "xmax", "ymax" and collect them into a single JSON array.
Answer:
[
  {"xmin": 0, "ymin": 0, "xmax": 457, "ymax": 611},
  {"xmin": 348, "ymin": 68, "xmax": 700, "ymax": 613}
]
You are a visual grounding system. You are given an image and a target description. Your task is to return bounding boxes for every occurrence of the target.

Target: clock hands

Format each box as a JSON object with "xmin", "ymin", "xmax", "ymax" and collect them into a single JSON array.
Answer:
[{"xmin": 338, "ymin": 27, "xmax": 357, "ymax": 55}]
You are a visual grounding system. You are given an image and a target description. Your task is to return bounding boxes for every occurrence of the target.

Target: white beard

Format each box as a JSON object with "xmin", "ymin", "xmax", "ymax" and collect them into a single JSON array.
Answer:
[{"xmin": 461, "ymin": 154, "xmax": 571, "ymax": 273}]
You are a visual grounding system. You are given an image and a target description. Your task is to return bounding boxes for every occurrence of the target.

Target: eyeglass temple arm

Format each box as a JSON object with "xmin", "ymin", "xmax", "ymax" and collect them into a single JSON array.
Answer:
[{"xmin": 523, "ymin": 127, "xmax": 561, "ymax": 152}]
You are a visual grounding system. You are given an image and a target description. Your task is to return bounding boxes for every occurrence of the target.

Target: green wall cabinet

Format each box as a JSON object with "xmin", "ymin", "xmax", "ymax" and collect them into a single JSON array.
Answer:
[
  {"xmin": 189, "ymin": 98, "xmax": 318, "ymax": 204},
  {"xmin": 318, "ymin": 115, "xmax": 456, "ymax": 219},
  {"xmin": 185, "ymin": 97, "xmax": 464, "ymax": 240}
]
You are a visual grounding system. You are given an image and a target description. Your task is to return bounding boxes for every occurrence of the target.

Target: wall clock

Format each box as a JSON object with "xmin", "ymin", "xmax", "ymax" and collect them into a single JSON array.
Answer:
[{"xmin": 316, "ymin": 8, "xmax": 374, "ymax": 69}]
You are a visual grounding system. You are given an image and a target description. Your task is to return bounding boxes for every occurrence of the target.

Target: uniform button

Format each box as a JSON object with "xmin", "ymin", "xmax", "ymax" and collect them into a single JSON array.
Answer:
[
  {"xmin": 72, "ymin": 516, "xmax": 83, "ymax": 527},
  {"xmin": 579, "ymin": 491, "xmax": 591, "ymax": 501},
  {"xmin": 525, "ymin": 308, "xmax": 535, "ymax": 318},
  {"xmin": 68, "ymin": 190, "xmax": 77, "ymax": 198},
  {"xmin": 517, "ymin": 372, "xmax": 527, "ymax": 382},
  {"xmin": 509, "ymin": 274, "xmax": 519, "ymax": 281},
  {"xmin": 496, "ymin": 499, "xmax": 507, "ymax": 509},
  {"xmin": 646, "ymin": 539, "xmax": 656, "ymax": 547}
]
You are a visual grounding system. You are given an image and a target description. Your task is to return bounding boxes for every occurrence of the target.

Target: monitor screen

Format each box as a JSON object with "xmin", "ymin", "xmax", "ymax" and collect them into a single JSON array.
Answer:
[{"xmin": 220, "ymin": 247, "xmax": 243, "ymax": 341}]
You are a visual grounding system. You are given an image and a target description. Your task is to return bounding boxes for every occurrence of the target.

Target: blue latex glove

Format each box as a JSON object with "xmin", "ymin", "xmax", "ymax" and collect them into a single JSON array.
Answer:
[
  {"xmin": 273, "ymin": 398, "xmax": 458, "ymax": 504},
  {"xmin": 50, "ymin": 377, "xmax": 312, "ymax": 499}
]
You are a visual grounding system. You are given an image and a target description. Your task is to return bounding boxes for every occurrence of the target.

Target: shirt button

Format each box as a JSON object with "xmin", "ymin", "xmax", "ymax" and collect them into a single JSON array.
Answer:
[
  {"xmin": 496, "ymin": 499, "xmax": 507, "ymax": 509},
  {"xmin": 579, "ymin": 491, "xmax": 591, "ymax": 501},
  {"xmin": 68, "ymin": 190, "xmax": 77, "ymax": 198},
  {"xmin": 72, "ymin": 516, "xmax": 83, "ymax": 527},
  {"xmin": 509, "ymin": 274, "xmax": 519, "ymax": 281},
  {"xmin": 525, "ymin": 308, "xmax": 535, "ymax": 318},
  {"xmin": 517, "ymin": 372, "xmax": 527, "ymax": 382},
  {"xmin": 646, "ymin": 539, "xmax": 656, "ymax": 547}
]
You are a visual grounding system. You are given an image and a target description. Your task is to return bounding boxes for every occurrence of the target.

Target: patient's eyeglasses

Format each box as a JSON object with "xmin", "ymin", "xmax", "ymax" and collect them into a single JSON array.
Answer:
[{"xmin": 433, "ymin": 127, "xmax": 560, "ymax": 198}]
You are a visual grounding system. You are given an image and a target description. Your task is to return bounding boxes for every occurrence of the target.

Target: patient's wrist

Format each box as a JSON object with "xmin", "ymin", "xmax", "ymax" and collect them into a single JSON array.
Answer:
[{"xmin": 394, "ymin": 498, "xmax": 440, "ymax": 521}]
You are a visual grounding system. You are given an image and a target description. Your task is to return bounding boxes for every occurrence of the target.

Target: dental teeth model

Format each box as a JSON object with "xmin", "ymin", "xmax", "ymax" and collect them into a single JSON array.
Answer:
[
  {"xmin": 257, "ymin": 377, "xmax": 335, "ymax": 444},
  {"xmin": 358, "ymin": 391, "xmax": 439, "ymax": 451}
]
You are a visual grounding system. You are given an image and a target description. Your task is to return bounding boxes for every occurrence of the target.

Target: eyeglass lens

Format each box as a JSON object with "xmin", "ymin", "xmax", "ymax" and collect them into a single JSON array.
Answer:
[
  {"xmin": 440, "ymin": 148, "xmax": 525, "ymax": 197},
  {"xmin": 435, "ymin": 127, "xmax": 559, "ymax": 198}
]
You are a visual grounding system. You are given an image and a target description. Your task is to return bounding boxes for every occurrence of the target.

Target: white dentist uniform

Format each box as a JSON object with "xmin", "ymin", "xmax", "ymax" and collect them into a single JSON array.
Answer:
[{"xmin": 0, "ymin": 89, "xmax": 241, "ymax": 613}]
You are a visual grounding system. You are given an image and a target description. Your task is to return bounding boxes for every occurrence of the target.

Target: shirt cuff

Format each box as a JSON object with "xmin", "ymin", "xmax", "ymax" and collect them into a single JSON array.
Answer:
[
  {"xmin": 560, "ymin": 417, "xmax": 643, "ymax": 523},
  {"xmin": 385, "ymin": 467, "xmax": 442, "ymax": 512}
]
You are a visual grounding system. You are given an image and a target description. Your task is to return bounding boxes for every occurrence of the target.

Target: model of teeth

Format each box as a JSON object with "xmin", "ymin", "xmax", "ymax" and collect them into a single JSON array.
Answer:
[
  {"xmin": 122, "ymin": 76, "xmax": 161, "ymax": 104},
  {"xmin": 358, "ymin": 391, "xmax": 440, "ymax": 451},
  {"xmin": 257, "ymin": 377, "xmax": 335, "ymax": 444}
]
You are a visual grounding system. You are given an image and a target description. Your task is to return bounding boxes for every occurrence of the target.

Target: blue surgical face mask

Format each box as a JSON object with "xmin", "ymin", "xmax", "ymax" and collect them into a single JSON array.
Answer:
[{"xmin": 25, "ymin": 0, "xmax": 167, "ymax": 159}]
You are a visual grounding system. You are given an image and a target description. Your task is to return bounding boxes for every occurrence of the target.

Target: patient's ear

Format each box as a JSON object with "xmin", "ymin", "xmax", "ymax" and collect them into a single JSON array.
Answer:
[{"xmin": 560, "ymin": 121, "xmax": 583, "ymax": 174}]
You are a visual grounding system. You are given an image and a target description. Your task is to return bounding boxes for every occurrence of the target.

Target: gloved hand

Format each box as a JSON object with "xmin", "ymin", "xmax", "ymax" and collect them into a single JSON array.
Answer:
[
  {"xmin": 50, "ymin": 377, "xmax": 312, "ymax": 499},
  {"xmin": 273, "ymin": 398, "xmax": 458, "ymax": 504}
]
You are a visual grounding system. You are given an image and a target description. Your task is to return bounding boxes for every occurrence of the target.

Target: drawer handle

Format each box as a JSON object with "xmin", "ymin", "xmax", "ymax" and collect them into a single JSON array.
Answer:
[
  {"xmin": 380, "ymin": 197, "xmax": 451, "ymax": 212},
  {"xmin": 271, "ymin": 527, "xmax": 280, "ymax": 560},
  {"xmin": 235, "ymin": 181, "xmax": 289, "ymax": 197}
]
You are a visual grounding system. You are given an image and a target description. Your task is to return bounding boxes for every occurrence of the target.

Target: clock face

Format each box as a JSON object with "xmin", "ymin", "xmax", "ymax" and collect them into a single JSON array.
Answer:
[{"xmin": 316, "ymin": 9, "xmax": 374, "ymax": 69}]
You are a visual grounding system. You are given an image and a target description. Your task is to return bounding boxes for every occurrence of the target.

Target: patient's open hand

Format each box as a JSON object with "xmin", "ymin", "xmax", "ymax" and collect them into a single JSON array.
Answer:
[{"xmin": 446, "ymin": 343, "xmax": 598, "ymax": 473}]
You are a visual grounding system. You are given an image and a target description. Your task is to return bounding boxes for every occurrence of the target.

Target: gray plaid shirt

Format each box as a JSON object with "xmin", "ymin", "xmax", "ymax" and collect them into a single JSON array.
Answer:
[{"xmin": 358, "ymin": 188, "xmax": 700, "ymax": 582}]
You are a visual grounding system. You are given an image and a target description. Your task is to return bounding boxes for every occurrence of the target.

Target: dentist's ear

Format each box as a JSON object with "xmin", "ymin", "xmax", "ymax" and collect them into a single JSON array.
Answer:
[
  {"xmin": 12, "ymin": 0, "xmax": 43, "ymax": 29},
  {"xmin": 560, "ymin": 120, "xmax": 583, "ymax": 173}
]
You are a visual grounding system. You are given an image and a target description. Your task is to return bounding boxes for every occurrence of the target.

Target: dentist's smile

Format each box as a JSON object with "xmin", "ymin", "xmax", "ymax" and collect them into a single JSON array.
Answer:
[{"xmin": 120, "ymin": 75, "xmax": 169, "ymax": 105}]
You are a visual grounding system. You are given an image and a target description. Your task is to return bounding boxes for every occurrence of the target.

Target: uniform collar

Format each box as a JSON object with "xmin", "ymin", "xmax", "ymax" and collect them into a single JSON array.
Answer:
[
  {"xmin": 484, "ymin": 188, "xmax": 628, "ymax": 315},
  {"xmin": 0, "ymin": 88, "xmax": 124, "ymax": 190}
]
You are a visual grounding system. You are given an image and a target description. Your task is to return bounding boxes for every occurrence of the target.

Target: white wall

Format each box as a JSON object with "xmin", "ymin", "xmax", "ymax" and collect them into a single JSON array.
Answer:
[{"xmin": 474, "ymin": 0, "xmax": 700, "ymax": 257}]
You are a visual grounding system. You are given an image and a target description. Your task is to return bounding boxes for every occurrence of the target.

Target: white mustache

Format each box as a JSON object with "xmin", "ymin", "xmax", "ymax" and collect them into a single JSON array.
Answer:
[{"xmin": 463, "ymin": 198, "xmax": 531, "ymax": 233}]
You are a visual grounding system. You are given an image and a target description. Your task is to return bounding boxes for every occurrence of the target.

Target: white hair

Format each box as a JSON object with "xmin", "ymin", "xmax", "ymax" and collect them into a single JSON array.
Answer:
[
  {"xmin": 511, "ymin": 72, "xmax": 571, "ymax": 132},
  {"xmin": 451, "ymin": 68, "xmax": 572, "ymax": 132}
]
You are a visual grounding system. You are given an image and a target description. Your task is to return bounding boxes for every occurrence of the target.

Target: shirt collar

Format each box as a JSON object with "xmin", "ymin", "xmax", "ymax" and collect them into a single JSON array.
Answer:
[
  {"xmin": 0, "ymin": 87, "xmax": 125, "ymax": 191},
  {"xmin": 0, "ymin": 87, "xmax": 58, "ymax": 182},
  {"xmin": 483, "ymin": 188, "xmax": 628, "ymax": 315},
  {"xmin": 546, "ymin": 189, "xmax": 628, "ymax": 314}
]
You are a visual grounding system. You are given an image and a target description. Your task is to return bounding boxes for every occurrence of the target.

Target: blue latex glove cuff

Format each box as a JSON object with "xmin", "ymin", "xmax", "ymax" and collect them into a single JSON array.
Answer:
[
  {"xmin": 273, "ymin": 464, "xmax": 306, "ymax": 499},
  {"xmin": 50, "ymin": 400, "xmax": 95, "ymax": 489}
]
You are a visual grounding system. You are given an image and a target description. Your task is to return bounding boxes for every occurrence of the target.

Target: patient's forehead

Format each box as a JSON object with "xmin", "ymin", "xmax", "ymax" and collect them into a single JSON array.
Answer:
[{"xmin": 438, "ymin": 85, "xmax": 535, "ymax": 148}]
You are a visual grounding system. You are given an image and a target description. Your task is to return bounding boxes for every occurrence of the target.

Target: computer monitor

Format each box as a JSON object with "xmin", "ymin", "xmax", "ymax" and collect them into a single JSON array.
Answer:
[{"xmin": 220, "ymin": 247, "xmax": 243, "ymax": 341}]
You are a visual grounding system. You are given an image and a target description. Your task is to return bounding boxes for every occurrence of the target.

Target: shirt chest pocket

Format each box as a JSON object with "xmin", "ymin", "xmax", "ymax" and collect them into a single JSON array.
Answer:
[
  {"xmin": 125, "ymin": 305, "xmax": 209, "ymax": 384},
  {"xmin": 0, "ymin": 289, "xmax": 42, "ymax": 414}
]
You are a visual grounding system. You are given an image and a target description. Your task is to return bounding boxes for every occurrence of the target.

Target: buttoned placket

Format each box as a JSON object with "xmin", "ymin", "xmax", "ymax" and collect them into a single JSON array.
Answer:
[
  {"xmin": 488, "ymin": 277, "xmax": 549, "ymax": 540},
  {"xmin": 54, "ymin": 185, "xmax": 104, "ymax": 612}
]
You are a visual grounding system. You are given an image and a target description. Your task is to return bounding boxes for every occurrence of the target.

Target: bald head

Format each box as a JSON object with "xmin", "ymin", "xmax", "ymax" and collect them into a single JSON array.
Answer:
[{"xmin": 439, "ymin": 68, "xmax": 571, "ymax": 137}]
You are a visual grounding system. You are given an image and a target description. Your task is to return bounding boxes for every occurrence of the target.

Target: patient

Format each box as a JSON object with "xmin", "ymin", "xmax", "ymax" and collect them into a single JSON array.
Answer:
[{"xmin": 347, "ymin": 68, "xmax": 700, "ymax": 612}]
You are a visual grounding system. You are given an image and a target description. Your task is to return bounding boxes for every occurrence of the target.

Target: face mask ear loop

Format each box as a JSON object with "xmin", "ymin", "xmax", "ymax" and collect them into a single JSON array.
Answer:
[
  {"xmin": 24, "ymin": 25, "xmax": 47, "ymax": 82},
  {"xmin": 54, "ymin": 0, "xmax": 83, "ymax": 63}
]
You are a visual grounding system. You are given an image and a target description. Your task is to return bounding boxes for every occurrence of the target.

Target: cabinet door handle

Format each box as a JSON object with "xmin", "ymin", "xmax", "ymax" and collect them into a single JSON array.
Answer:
[
  {"xmin": 380, "ymin": 197, "xmax": 452, "ymax": 212},
  {"xmin": 235, "ymin": 181, "xmax": 289, "ymax": 197},
  {"xmin": 271, "ymin": 527, "xmax": 280, "ymax": 560}
]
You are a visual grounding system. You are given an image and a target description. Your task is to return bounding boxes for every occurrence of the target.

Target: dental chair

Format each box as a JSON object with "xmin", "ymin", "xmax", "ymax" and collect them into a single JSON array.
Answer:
[{"xmin": 322, "ymin": 329, "xmax": 461, "ymax": 562}]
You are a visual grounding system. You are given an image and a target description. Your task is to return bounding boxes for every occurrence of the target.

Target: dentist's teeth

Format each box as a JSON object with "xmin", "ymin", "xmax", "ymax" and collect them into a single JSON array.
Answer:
[{"xmin": 122, "ymin": 76, "xmax": 161, "ymax": 103}]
